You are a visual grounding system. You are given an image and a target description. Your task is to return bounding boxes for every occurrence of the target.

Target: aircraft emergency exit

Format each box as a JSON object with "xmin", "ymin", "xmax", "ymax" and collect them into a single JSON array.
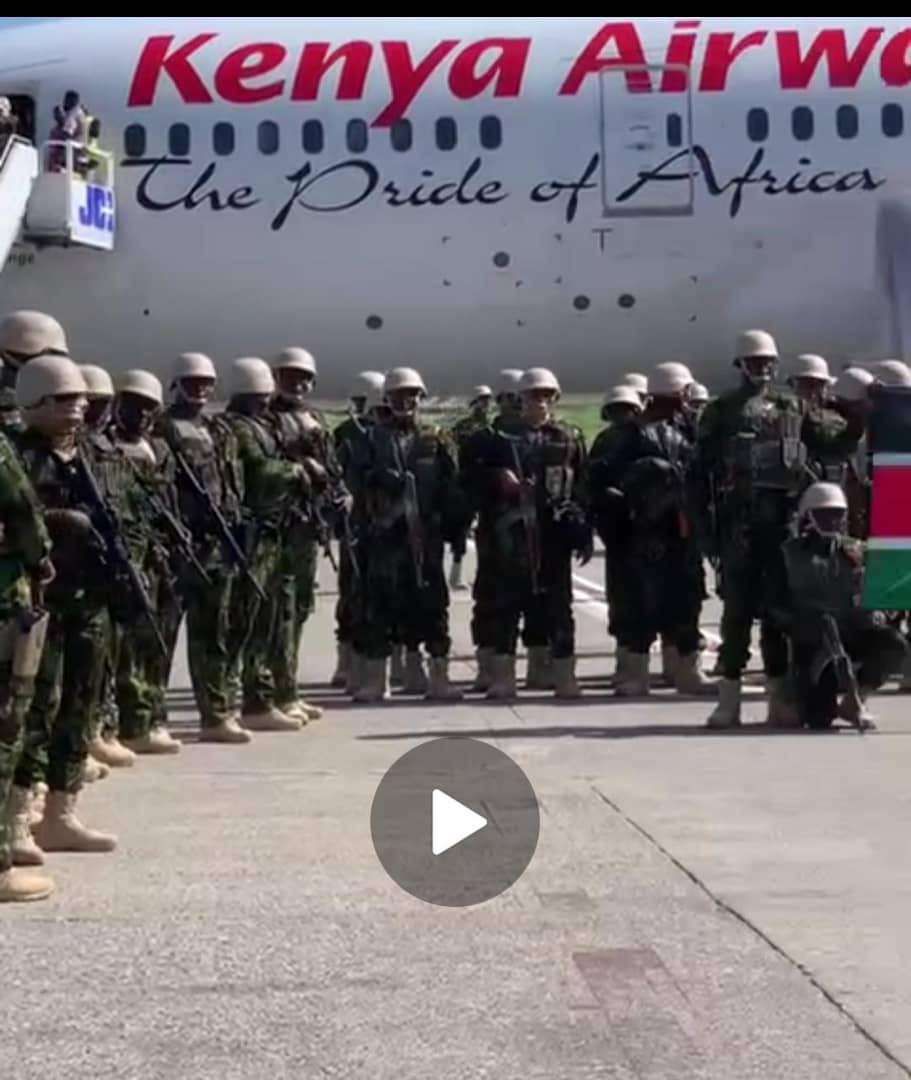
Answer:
[{"xmin": 2, "ymin": 16, "xmax": 911, "ymax": 394}]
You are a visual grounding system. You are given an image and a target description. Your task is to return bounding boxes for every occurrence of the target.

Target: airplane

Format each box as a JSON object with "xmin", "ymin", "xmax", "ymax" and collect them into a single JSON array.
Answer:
[{"xmin": 2, "ymin": 15, "xmax": 911, "ymax": 396}]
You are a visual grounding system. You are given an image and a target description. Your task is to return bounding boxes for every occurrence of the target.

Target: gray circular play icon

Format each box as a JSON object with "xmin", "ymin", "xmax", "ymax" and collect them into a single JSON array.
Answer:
[{"xmin": 370, "ymin": 737, "xmax": 540, "ymax": 908}]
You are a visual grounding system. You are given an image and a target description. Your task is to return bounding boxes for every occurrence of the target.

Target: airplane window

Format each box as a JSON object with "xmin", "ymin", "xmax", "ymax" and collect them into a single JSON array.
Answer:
[
  {"xmin": 168, "ymin": 123, "xmax": 190, "ymax": 157},
  {"xmin": 123, "ymin": 123, "xmax": 146, "ymax": 158},
  {"xmin": 347, "ymin": 119, "xmax": 368, "ymax": 153},
  {"xmin": 791, "ymin": 106, "xmax": 814, "ymax": 141},
  {"xmin": 258, "ymin": 120, "xmax": 279, "ymax": 156},
  {"xmin": 302, "ymin": 120, "xmax": 324, "ymax": 154},
  {"xmin": 436, "ymin": 117, "xmax": 457, "ymax": 151},
  {"xmin": 479, "ymin": 116, "xmax": 502, "ymax": 150},
  {"xmin": 883, "ymin": 103, "xmax": 904, "ymax": 138},
  {"xmin": 836, "ymin": 105, "xmax": 858, "ymax": 140},
  {"xmin": 746, "ymin": 107, "xmax": 769, "ymax": 143},
  {"xmin": 390, "ymin": 119, "xmax": 412, "ymax": 152},
  {"xmin": 666, "ymin": 113, "xmax": 683, "ymax": 148},
  {"xmin": 213, "ymin": 122, "xmax": 235, "ymax": 157}
]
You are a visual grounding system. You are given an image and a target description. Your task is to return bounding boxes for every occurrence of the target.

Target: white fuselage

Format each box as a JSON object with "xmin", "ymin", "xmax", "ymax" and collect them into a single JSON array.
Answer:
[{"xmin": 0, "ymin": 16, "xmax": 908, "ymax": 393}]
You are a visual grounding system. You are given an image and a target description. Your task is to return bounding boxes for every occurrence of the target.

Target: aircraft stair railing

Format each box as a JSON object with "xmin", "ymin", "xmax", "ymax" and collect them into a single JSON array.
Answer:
[
  {"xmin": 22, "ymin": 139, "xmax": 115, "ymax": 251},
  {"xmin": 0, "ymin": 135, "xmax": 39, "ymax": 272}
]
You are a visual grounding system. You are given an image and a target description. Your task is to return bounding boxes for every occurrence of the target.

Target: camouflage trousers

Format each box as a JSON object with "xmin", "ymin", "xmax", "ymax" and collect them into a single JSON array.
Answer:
[
  {"xmin": 117, "ymin": 573, "xmax": 177, "ymax": 739},
  {"xmin": 0, "ymin": 624, "xmax": 41, "ymax": 872},
  {"xmin": 489, "ymin": 545, "xmax": 574, "ymax": 659},
  {"xmin": 230, "ymin": 533, "xmax": 281, "ymax": 712},
  {"xmin": 472, "ymin": 527, "xmax": 547, "ymax": 651},
  {"xmin": 184, "ymin": 560, "xmax": 236, "ymax": 728},
  {"xmin": 270, "ymin": 538, "xmax": 317, "ymax": 706},
  {"xmin": 361, "ymin": 543, "xmax": 451, "ymax": 660},
  {"xmin": 334, "ymin": 544, "xmax": 361, "ymax": 647},
  {"xmin": 14, "ymin": 598, "xmax": 109, "ymax": 794}
]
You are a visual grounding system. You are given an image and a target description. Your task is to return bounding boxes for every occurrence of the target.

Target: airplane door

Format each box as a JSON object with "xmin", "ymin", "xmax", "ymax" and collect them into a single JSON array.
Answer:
[{"xmin": 598, "ymin": 64, "xmax": 694, "ymax": 218}]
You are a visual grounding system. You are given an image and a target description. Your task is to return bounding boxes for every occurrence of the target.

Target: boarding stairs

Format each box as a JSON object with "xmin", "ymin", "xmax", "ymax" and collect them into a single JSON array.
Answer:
[{"xmin": 1, "ymin": 137, "xmax": 115, "ymax": 271}]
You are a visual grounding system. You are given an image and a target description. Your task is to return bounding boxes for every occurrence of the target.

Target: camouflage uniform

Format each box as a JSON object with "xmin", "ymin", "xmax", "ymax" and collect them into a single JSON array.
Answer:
[
  {"xmin": 333, "ymin": 413, "xmax": 373, "ymax": 665},
  {"xmin": 0, "ymin": 432, "xmax": 51, "ymax": 877}
]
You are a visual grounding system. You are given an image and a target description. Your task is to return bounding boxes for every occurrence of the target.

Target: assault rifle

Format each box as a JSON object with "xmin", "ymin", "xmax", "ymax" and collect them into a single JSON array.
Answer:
[
  {"xmin": 76, "ymin": 454, "xmax": 169, "ymax": 658},
  {"xmin": 510, "ymin": 438, "xmax": 541, "ymax": 595},
  {"xmin": 814, "ymin": 613, "xmax": 866, "ymax": 734},
  {"xmin": 171, "ymin": 448, "xmax": 266, "ymax": 604},
  {"xmin": 390, "ymin": 436, "xmax": 424, "ymax": 590}
]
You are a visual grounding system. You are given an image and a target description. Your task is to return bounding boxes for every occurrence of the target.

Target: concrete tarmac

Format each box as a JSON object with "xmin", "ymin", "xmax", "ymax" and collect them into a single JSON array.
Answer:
[{"xmin": 3, "ymin": 550, "xmax": 910, "ymax": 1080}]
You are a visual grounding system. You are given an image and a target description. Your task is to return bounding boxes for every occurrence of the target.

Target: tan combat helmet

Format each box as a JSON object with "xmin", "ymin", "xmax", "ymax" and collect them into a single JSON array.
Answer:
[
  {"xmin": 736, "ymin": 328, "xmax": 779, "ymax": 359},
  {"xmin": 172, "ymin": 351, "xmax": 217, "ymax": 383},
  {"xmin": 78, "ymin": 364, "xmax": 114, "ymax": 399},
  {"xmin": 118, "ymin": 369, "xmax": 164, "ymax": 407},
  {"xmin": 273, "ymin": 347, "xmax": 317, "ymax": 375},
  {"xmin": 621, "ymin": 372, "xmax": 648, "ymax": 399},
  {"xmin": 471, "ymin": 384, "xmax": 493, "ymax": 401},
  {"xmin": 230, "ymin": 357, "xmax": 275, "ymax": 397},
  {"xmin": 688, "ymin": 382, "xmax": 710, "ymax": 404},
  {"xmin": 604, "ymin": 384, "xmax": 644, "ymax": 410},
  {"xmin": 17, "ymin": 355, "xmax": 87, "ymax": 408},
  {"xmin": 832, "ymin": 366, "xmax": 874, "ymax": 403},
  {"xmin": 649, "ymin": 362, "xmax": 692, "ymax": 397},
  {"xmin": 798, "ymin": 481, "xmax": 848, "ymax": 536},
  {"xmin": 519, "ymin": 367, "xmax": 561, "ymax": 395},
  {"xmin": 384, "ymin": 366, "xmax": 427, "ymax": 395},
  {"xmin": 870, "ymin": 358, "xmax": 911, "ymax": 386},
  {"xmin": 791, "ymin": 354, "xmax": 832, "ymax": 382},
  {"xmin": 0, "ymin": 310, "xmax": 68, "ymax": 361},
  {"xmin": 352, "ymin": 370, "xmax": 384, "ymax": 398}
]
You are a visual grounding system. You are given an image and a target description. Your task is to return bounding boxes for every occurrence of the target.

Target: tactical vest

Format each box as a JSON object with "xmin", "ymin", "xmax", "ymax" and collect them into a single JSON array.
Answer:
[
  {"xmin": 782, "ymin": 537, "xmax": 860, "ymax": 617},
  {"xmin": 725, "ymin": 395, "xmax": 806, "ymax": 493},
  {"xmin": 160, "ymin": 414, "xmax": 229, "ymax": 533},
  {"xmin": 271, "ymin": 406, "xmax": 326, "ymax": 463},
  {"xmin": 115, "ymin": 435, "xmax": 156, "ymax": 469}
]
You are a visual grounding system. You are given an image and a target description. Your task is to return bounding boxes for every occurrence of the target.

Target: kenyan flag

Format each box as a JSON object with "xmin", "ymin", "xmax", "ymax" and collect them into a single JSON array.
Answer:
[{"xmin": 864, "ymin": 386, "xmax": 911, "ymax": 609}]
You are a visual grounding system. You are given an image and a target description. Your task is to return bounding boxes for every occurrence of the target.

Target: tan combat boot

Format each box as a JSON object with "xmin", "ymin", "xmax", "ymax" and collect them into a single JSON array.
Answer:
[
  {"xmin": 353, "ymin": 659, "xmax": 389, "ymax": 703},
  {"xmin": 426, "ymin": 657, "xmax": 463, "ymax": 700},
  {"xmin": 472, "ymin": 648, "xmax": 495, "ymax": 693},
  {"xmin": 661, "ymin": 642, "xmax": 680, "ymax": 687},
  {"xmin": 331, "ymin": 643, "xmax": 350, "ymax": 688},
  {"xmin": 198, "ymin": 714, "xmax": 253, "ymax": 744},
  {"xmin": 390, "ymin": 646, "xmax": 406, "ymax": 687},
  {"xmin": 10, "ymin": 787, "xmax": 45, "ymax": 866},
  {"xmin": 33, "ymin": 791, "xmax": 117, "ymax": 853},
  {"xmin": 615, "ymin": 652, "xmax": 650, "ymax": 696},
  {"xmin": 525, "ymin": 646, "xmax": 554, "ymax": 690},
  {"xmin": 82, "ymin": 757, "xmax": 110, "ymax": 784},
  {"xmin": 89, "ymin": 734, "xmax": 137, "ymax": 769},
  {"xmin": 0, "ymin": 867, "xmax": 55, "ymax": 903},
  {"xmin": 241, "ymin": 705, "xmax": 302, "ymax": 732},
  {"xmin": 122, "ymin": 727, "xmax": 181, "ymax": 755},
  {"xmin": 486, "ymin": 655, "xmax": 517, "ymax": 700},
  {"xmin": 29, "ymin": 782, "xmax": 48, "ymax": 827},
  {"xmin": 706, "ymin": 678, "xmax": 742, "ymax": 729},
  {"xmin": 553, "ymin": 656, "xmax": 582, "ymax": 699},
  {"xmin": 673, "ymin": 652, "xmax": 719, "ymax": 696},
  {"xmin": 402, "ymin": 650, "xmax": 429, "ymax": 695},
  {"xmin": 294, "ymin": 700, "xmax": 323, "ymax": 721}
]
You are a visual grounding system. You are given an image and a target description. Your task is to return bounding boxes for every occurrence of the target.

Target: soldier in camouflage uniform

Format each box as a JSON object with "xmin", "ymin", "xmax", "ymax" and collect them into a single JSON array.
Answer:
[
  {"xmin": 593, "ymin": 364, "xmax": 716, "ymax": 697},
  {"xmin": 158, "ymin": 352, "xmax": 250, "ymax": 743},
  {"xmin": 77, "ymin": 363, "xmax": 139, "ymax": 770},
  {"xmin": 694, "ymin": 330, "xmax": 866, "ymax": 729},
  {"xmin": 0, "ymin": 310, "xmax": 70, "ymax": 434},
  {"xmin": 331, "ymin": 371, "xmax": 385, "ymax": 689},
  {"xmin": 222, "ymin": 358, "xmax": 309, "ymax": 732},
  {"xmin": 447, "ymin": 384, "xmax": 492, "ymax": 593},
  {"xmin": 588, "ymin": 384, "xmax": 645, "ymax": 688},
  {"xmin": 463, "ymin": 367, "xmax": 591, "ymax": 700},
  {"xmin": 11, "ymin": 356, "xmax": 117, "ymax": 854},
  {"xmin": 268, "ymin": 346, "xmax": 349, "ymax": 721},
  {"xmin": 109, "ymin": 369, "xmax": 183, "ymax": 755},
  {"xmin": 0, "ymin": 420, "xmax": 56, "ymax": 901},
  {"xmin": 768, "ymin": 482, "xmax": 906, "ymax": 730},
  {"xmin": 352, "ymin": 366, "xmax": 465, "ymax": 703}
]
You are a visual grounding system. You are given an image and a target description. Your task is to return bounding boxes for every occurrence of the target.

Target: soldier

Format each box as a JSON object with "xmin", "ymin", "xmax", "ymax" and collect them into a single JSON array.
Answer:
[
  {"xmin": 222, "ymin": 358, "xmax": 306, "ymax": 732},
  {"xmin": 621, "ymin": 373, "xmax": 649, "ymax": 407},
  {"xmin": 109, "ymin": 369, "xmax": 182, "ymax": 754},
  {"xmin": 332, "ymin": 371, "xmax": 385, "ymax": 687},
  {"xmin": 466, "ymin": 368, "xmax": 590, "ymax": 699},
  {"xmin": 603, "ymin": 364, "xmax": 716, "ymax": 696},
  {"xmin": 870, "ymin": 359, "xmax": 911, "ymax": 386},
  {"xmin": 11, "ymin": 356, "xmax": 117, "ymax": 853},
  {"xmin": 831, "ymin": 367, "xmax": 875, "ymax": 539},
  {"xmin": 76, "ymin": 363, "xmax": 138, "ymax": 770},
  {"xmin": 269, "ymin": 346, "xmax": 347, "ymax": 721},
  {"xmin": 588, "ymin": 384, "xmax": 645, "ymax": 687},
  {"xmin": 448, "ymin": 384, "xmax": 492, "ymax": 593},
  {"xmin": 769, "ymin": 482, "xmax": 906, "ymax": 729},
  {"xmin": 0, "ymin": 310, "xmax": 70, "ymax": 432},
  {"xmin": 788, "ymin": 354, "xmax": 833, "ymax": 407},
  {"xmin": 694, "ymin": 329, "xmax": 864, "ymax": 729},
  {"xmin": 159, "ymin": 352, "xmax": 251, "ymax": 743},
  {"xmin": 353, "ymin": 366, "xmax": 465, "ymax": 703},
  {"xmin": 0, "ymin": 423, "xmax": 56, "ymax": 900}
]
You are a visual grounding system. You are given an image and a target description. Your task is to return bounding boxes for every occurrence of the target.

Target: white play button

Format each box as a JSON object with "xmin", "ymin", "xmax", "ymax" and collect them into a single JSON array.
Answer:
[{"xmin": 432, "ymin": 788, "xmax": 488, "ymax": 855}]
